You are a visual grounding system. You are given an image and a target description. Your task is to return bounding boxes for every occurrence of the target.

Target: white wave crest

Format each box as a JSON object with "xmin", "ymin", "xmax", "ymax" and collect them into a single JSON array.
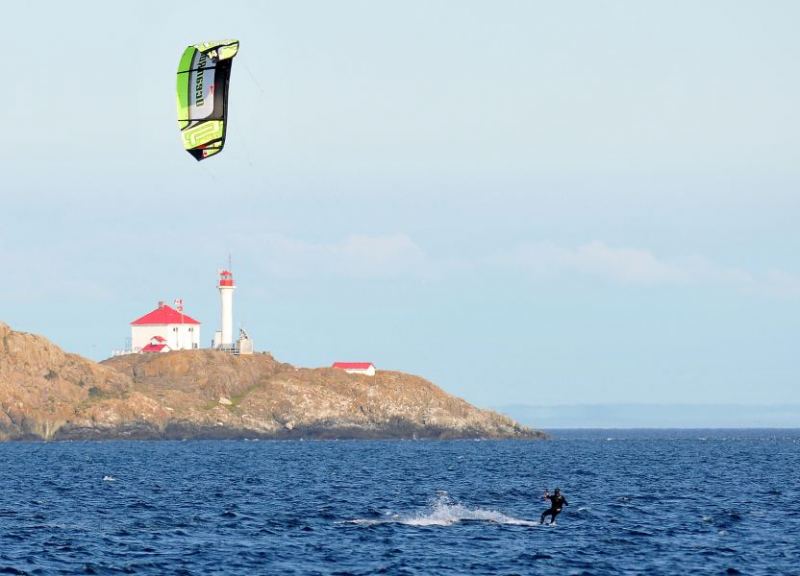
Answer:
[
  {"xmin": 349, "ymin": 492, "xmax": 537, "ymax": 527},
  {"xmin": 102, "ymin": 475, "xmax": 116, "ymax": 482}
]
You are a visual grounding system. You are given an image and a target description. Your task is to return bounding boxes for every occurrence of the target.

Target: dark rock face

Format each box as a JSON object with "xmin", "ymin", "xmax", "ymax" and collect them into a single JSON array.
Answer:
[{"xmin": 0, "ymin": 322, "xmax": 545, "ymax": 441}]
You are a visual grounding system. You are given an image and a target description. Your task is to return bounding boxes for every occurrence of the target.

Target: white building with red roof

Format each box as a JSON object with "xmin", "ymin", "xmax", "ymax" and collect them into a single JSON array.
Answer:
[
  {"xmin": 130, "ymin": 301, "xmax": 201, "ymax": 353},
  {"xmin": 332, "ymin": 362, "xmax": 376, "ymax": 376}
]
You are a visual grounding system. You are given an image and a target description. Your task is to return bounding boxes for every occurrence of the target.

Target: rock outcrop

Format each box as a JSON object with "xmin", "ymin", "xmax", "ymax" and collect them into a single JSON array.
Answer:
[{"xmin": 0, "ymin": 322, "xmax": 543, "ymax": 441}]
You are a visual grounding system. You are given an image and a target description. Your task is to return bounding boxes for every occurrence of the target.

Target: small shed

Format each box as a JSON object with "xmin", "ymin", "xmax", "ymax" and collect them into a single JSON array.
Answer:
[
  {"xmin": 332, "ymin": 362, "xmax": 376, "ymax": 377},
  {"xmin": 141, "ymin": 335, "xmax": 171, "ymax": 353}
]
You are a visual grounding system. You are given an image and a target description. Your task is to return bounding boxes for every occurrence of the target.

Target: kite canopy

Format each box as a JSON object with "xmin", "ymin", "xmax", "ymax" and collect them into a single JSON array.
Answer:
[{"xmin": 176, "ymin": 40, "xmax": 239, "ymax": 161}]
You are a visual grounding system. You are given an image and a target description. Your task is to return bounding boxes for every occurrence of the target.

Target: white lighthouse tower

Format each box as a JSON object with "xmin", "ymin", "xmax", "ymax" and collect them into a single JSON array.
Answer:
[{"xmin": 214, "ymin": 269, "xmax": 235, "ymax": 349}]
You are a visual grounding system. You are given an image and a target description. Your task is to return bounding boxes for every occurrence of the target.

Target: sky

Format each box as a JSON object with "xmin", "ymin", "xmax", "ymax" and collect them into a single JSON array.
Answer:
[{"xmin": 1, "ymin": 1, "xmax": 799, "ymax": 412}]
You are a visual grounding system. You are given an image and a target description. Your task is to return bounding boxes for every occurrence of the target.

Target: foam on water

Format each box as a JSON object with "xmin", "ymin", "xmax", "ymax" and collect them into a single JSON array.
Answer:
[{"xmin": 350, "ymin": 492, "xmax": 538, "ymax": 527}]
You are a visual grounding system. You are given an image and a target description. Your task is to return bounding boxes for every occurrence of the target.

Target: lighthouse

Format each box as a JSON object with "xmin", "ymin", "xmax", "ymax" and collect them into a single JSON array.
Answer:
[{"xmin": 215, "ymin": 269, "xmax": 235, "ymax": 349}]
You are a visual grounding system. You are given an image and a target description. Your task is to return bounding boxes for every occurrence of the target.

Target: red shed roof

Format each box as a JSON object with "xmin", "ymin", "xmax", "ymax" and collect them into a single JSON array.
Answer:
[
  {"xmin": 131, "ymin": 304, "xmax": 200, "ymax": 326},
  {"xmin": 141, "ymin": 343, "xmax": 169, "ymax": 353},
  {"xmin": 332, "ymin": 362, "xmax": 374, "ymax": 370}
]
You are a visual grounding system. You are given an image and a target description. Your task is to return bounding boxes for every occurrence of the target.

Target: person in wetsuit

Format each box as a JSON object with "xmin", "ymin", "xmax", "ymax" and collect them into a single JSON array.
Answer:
[{"xmin": 540, "ymin": 487, "xmax": 568, "ymax": 525}]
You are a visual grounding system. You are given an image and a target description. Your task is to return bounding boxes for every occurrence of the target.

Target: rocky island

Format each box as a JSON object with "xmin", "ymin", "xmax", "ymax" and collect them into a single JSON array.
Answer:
[{"xmin": 0, "ymin": 322, "xmax": 543, "ymax": 441}]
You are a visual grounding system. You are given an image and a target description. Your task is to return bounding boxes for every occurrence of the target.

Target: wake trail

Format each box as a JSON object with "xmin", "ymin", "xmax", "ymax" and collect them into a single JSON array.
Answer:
[{"xmin": 347, "ymin": 492, "xmax": 538, "ymax": 527}]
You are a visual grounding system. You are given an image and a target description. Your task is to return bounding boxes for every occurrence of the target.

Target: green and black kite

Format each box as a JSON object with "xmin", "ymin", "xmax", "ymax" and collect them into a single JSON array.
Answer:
[{"xmin": 176, "ymin": 40, "xmax": 239, "ymax": 161}]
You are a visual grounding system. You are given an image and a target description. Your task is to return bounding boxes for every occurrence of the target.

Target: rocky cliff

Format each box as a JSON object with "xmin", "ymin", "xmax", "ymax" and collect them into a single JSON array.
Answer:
[{"xmin": 0, "ymin": 322, "xmax": 543, "ymax": 441}]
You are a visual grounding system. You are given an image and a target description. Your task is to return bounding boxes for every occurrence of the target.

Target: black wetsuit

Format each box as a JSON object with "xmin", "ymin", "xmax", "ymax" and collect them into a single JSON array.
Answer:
[{"xmin": 540, "ymin": 493, "xmax": 567, "ymax": 524}]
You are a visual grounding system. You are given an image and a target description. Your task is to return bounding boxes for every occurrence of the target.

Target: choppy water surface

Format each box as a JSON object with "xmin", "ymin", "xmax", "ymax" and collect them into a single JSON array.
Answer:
[{"xmin": 1, "ymin": 430, "xmax": 799, "ymax": 575}]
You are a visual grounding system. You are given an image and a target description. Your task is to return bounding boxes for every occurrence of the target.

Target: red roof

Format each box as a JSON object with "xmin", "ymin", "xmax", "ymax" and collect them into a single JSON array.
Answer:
[
  {"xmin": 131, "ymin": 304, "xmax": 200, "ymax": 326},
  {"xmin": 151, "ymin": 335, "xmax": 166, "ymax": 342},
  {"xmin": 141, "ymin": 343, "xmax": 168, "ymax": 353},
  {"xmin": 332, "ymin": 362, "xmax": 374, "ymax": 370}
]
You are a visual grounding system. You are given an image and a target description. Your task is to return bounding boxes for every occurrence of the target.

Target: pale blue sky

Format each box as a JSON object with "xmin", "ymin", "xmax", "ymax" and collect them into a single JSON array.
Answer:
[{"xmin": 2, "ymin": 1, "xmax": 799, "ymax": 409}]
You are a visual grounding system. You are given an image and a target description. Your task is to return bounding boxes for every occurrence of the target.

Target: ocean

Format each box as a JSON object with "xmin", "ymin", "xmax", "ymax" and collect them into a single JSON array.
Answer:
[{"xmin": 1, "ymin": 430, "xmax": 798, "ymax": 575}]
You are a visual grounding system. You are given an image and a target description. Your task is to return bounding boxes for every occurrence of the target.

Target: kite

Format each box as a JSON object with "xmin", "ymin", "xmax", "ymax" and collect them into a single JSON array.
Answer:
[{"xmin": 176, "ymin": 40, "xmax": 239, "ymax": 161}]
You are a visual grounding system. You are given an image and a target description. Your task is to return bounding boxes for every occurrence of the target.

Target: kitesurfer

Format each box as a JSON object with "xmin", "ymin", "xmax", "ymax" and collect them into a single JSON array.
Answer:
[{"xmin": 540, "ymin": 487, "xmax": 567, "ymax": 525}]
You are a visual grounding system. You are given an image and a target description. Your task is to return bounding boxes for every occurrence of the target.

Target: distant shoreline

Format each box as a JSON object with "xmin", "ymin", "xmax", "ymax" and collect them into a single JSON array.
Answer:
[{"xmin": 499, "ymin": 403, "xmax": 800, "ymax": 429}]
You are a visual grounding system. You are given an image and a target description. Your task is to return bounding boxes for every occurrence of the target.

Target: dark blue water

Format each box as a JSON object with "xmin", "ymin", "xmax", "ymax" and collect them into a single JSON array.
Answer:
[{"xmin": 1, "ymin": 430, "xmax": 799, "ymax": 575}]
